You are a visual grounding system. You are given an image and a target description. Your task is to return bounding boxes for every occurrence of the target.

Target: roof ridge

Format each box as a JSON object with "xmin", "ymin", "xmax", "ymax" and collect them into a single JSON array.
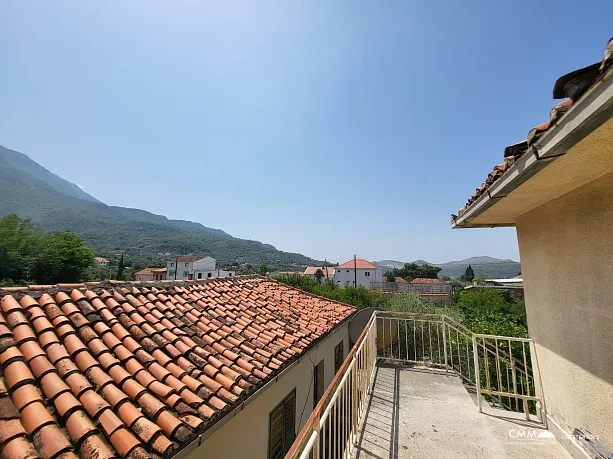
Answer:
[{"xmin": 0, "ymin": 274, "xmax": 261, "ymax": 297}]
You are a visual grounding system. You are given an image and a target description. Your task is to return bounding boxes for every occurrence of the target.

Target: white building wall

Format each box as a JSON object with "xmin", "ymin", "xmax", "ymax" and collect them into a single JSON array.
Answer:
[
  {"xmin": 193, "ymin": 257, "xmax": 216, "ymax": 272},
  {"xmin": 167, "ymin": 257, "xmax": 218, "ymax": 280},
  {"xmin": 187, "ymin": 321, "xmax": 351, "ymax": 459},
  {"xmin": 333, "ymin": 268, "xmax": 382, "ymax": 288}
]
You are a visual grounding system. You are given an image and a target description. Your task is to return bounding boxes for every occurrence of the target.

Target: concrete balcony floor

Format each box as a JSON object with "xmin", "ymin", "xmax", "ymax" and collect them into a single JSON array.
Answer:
[{"xmin": 352, "ymin": 364, "xmax": 572, "ymax": 459}]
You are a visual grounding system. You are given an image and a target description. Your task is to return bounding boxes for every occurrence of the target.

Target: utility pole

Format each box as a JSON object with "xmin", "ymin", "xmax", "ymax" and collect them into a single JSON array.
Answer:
[
  {"xmin": 324, "ymin": 259, "xmax": 329, "ymax": 280},
  {"xmin": 354, "ymin": 254, "xmax": 357, "ymax": 288},
  {"xmin": 174, "ymin": 257, "xmax": 178, "ymax": 280}
]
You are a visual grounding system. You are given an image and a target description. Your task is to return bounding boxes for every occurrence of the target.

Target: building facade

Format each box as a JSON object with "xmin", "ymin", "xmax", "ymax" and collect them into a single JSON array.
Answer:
[
  {"xmin": 452, "ymin": 40, "xmax": 613, "ymax": 456},
  {"xmin": 333, "ymin": 258, "xmax": 382, "ymax": 288},
  {"xmin": 94, "ymin": 257, "xmax": 109, "ymax": 268},
  {"xmin": 134, "ymin": 267, "xmax": 167, "ymax": 281},
  {"xmin": 166, "ymin": 256, "xmax": 235, "ymax": 280}
]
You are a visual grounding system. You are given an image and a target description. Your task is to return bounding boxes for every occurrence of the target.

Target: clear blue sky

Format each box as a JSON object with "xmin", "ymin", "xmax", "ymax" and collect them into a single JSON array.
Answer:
[{"xmin": 1, "ymin": 2, "xmax": 611, "ymax": 264}]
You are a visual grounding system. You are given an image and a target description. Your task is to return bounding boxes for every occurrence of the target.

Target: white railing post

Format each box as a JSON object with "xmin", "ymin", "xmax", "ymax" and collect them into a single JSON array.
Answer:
[
  {"xmin": 472, "ymin": 334, "xmax": 482, "ymax": 413},
  {"xmin": 312, "ymin": 413, "xmax": 320, "ymax": 459},
  {"xmin": 442, "ymin": 318, "xmax": 449, "ymax": 372},
  {"xmin": 529, "ymin": 340, "xmax": 546, "ymax": 425}
]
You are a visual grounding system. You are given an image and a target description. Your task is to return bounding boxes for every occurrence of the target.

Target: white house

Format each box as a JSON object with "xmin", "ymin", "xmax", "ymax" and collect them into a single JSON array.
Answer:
[
  {"xmin": 333, "ymin": 258, "xmax": 382, "ymax": 288},
  {"xmin": 166, "ymin": 256, "xmax": 235, "ymax": 280},
  {"xmin": 94, "ymin": 257, "xmax": 109, "ymax": 268},
  {"xmin": 303, "ymin": 266, "xmax": 335, "ymax": 280}
]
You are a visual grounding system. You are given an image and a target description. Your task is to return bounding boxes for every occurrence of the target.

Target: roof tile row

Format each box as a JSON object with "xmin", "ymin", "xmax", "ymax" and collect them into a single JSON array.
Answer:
[{"xmin": 0, "ymin": 276, "xmax": 355, "ymax": 459}]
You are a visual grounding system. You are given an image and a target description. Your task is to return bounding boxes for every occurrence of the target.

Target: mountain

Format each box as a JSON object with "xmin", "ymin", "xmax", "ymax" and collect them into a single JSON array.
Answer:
[
  {"xmin": 374, "ymin": 257, "xmax": 521, "ymax": 279},
  {"xmin": 0, "ymin": 145, "xmax": 319, "ymax": 270},
  {"xmin": 0, "ymin": 146, "xmax": 99, "ymax": 203}
]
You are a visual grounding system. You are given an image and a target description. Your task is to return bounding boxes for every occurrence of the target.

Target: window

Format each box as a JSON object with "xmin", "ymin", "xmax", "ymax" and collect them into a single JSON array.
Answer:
[
  {"xmin": 168, "ymin": 271, "xmax": 175, "ymax": 277},
  {"xmin": 185, "ymin": 263, "xmax": 189, "ymax": 267},
  {"xmin": 183, "ymin": 271, "xmax": 189, "ymax": 277},
  {"xmin": 228, "ymin": 273, "xmax": 232, "ymax": 277},
  {"xmin": 365, "ymin": 271, "xmax": 370, "ymax": 277},
  {"xmin": 197, "ymin": 273, "xmax": 202, "ymax": 279},
  {"xmin": 313, "ymin": 360, "xmax": 324, "ymax": 409},
  {"xmin": 269, "ymin": 389, "xmax": 296, "ymax": 459},
  {"xmin": 334, "ymin": 341, "xmax": 344, "ymax": 373},
  {"xmin": 207, "ymin": 272, "xmax": 212, "ymax": 278},
  {"xmin": 346, "ymin": 270, "xmax": 349, "ymax": 273},
  {"xmin": 170, "ymin": 263, "xmax": 174, "ymax": 267}
]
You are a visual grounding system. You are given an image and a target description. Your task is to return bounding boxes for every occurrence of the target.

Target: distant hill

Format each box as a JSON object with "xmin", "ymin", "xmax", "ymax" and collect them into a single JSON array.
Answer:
[
  {"xmin": 374, "ymin": 257, "xmax": 521, "ymax": 279},
  {"xmin": 0, "ymin": 145, "xmax": 319, "ymax": 271},
  {"xmin": 0, "ymin": 146, "xmax": 99, "ymax": 203}
]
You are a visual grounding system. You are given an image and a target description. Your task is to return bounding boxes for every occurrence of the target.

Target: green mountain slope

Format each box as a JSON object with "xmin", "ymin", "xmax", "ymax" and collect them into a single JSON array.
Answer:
[
  {"xmin": 0, "ymin": 145, "xmax": 100, "ymax": 202},
  {"xmin": 0, "ymin": 146, "xmax": 319, "ymax": 271}
]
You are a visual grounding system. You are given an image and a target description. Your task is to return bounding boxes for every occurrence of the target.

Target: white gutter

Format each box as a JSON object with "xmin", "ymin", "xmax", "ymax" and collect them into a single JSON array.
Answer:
[{"xmin": 453, "ymin": 66, "xmax": 613, "ymax": 228}]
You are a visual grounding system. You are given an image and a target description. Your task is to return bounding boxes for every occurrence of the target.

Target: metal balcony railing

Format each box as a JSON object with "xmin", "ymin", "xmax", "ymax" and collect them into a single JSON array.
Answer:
[{"xmin": 286, "ymin": 312, "xmax": 544, "ymax": 459}]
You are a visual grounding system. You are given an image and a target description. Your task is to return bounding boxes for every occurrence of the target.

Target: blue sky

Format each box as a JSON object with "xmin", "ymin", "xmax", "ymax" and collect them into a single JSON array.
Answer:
[{"xmin": 1, "ymin": 2, "xmax": 611, "ymax": 264}]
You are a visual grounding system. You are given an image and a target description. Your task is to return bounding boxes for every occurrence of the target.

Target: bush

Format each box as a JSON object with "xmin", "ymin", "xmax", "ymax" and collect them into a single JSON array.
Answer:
[{"xmin": 272, "ymin": 274, "xmax": 387, "ymax": 309}]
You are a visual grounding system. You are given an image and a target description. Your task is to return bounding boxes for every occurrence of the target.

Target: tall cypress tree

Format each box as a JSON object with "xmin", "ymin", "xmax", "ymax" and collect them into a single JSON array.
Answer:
[
  {"xmin": 117, "ymin": 253, "xmax": 124, "ymax": 280},
  {"xmin": 464, "ymin": 264, "xmax": 475, "ymax": 283}
]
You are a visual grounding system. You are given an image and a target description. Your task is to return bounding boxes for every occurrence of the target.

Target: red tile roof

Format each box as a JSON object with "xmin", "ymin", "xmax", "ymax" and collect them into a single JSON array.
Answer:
[
  {"xmin": 0, "ymin": 276, "xmax": 355, "ymax": 459},
  {"xmin": 336, "ymin": 258, "xmax": 379, "ymax": 270},
  {"xmin": 452, "ymin": 37, "xmax": 613, "ymax": 223},
  {"xmin": 175, "ymin": 256, "xmax": 209, "ymax": 263},
  {"xmin": 303, "ymin": 267, "xmax": 336, "ymax": 276},
  {"xmin": 135, "ymin": 267, "xmax": 167, "ymax": 276},
  {"xmin": 409, "ymin": 278, "xmax": 442, "ymax": 284},
  {"xmin": 95, "ymin": 258, "xmax": 109, "ymax": 263},
  {"xmin": 384, "ymin": 277, "xmax": 408, "ymax": 284}
]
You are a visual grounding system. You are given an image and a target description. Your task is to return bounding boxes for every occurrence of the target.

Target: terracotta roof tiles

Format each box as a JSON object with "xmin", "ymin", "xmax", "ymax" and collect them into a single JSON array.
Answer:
[
  {"xmin": 409, "ymin": 278, "xmax": 442, "ymax": 285},
  {"xmin": 0, "ymin": 276, "xmax": 354, "ymax": 459},
  {"xmin": 335, "ymin": 258, "xmax": 379, "ymax": 270}
]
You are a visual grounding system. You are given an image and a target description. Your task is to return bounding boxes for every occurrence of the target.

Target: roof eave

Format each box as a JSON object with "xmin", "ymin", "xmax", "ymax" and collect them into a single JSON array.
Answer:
[{"xmin": 453, "ymin": 66, "xmax": 613, "ymax": 229}]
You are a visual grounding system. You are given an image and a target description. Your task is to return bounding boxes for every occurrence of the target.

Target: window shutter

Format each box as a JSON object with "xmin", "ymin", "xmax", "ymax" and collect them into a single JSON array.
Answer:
[
  {"xmin": 269, "ymin": 404, "xmax": 285, "ymax": 459},
  {"xmin": 269, "ymin": 389, "xmax": 296, "ymax": 459},
  {"xmin": 283, "ymin": 390, "xmax": 296, "ymax": 452}
]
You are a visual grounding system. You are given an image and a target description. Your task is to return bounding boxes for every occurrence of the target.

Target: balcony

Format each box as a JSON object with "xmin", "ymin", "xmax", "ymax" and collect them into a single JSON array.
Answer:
[{"xmin": 287, "ymin": 312, "xmax": 572, "ymax": 459}]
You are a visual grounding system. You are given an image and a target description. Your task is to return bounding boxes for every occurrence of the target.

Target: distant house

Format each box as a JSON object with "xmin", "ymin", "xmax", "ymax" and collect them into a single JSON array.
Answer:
[
  {"xmin": 486, "ymin": 275, "xmax": 523, "ymax": 287},
  {"xmin": 94, "ymin": 257, "xmax": 109, "ymax": 268},
  {"xmin": 333, "ymin": 258, "xmax": 382, "ymax": 288},
  {"xmin": 166, "ymin": 256, "xmax": 235, "ymax": 280},
  {"xmin": 304, "ymin": 266, "xmax": 336, "ymax": 280},
  {"xmin": 135, "ymin": 267, "xmax": 167, "ymax": 282}
]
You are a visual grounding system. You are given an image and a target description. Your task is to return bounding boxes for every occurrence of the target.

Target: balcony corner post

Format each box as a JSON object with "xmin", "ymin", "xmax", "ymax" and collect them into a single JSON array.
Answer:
[
  {"xmin": 472, "ymin": 334, "xmax": 483, "ymax": 413},
  {"xmin": 442, "ymin": 318, "xmax": 449, "ymax": 373}
]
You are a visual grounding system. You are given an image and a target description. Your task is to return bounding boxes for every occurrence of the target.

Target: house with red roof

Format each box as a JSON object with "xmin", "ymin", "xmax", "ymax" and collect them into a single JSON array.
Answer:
[
  {"xmin": 333, "ymin": 258, "xmax": 382, "ymax": 288},
  {"xmin": 303, "ymin": 266, "xmax": 335, "ymax": 279},
  {"xmin": 134, "ymin": 267, "xmax": 167, "ymax": 282}
]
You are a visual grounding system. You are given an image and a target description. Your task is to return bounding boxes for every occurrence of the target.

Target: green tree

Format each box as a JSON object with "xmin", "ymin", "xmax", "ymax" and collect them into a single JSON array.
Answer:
[
  {"xmin": 30, "ymin": 232, "xmax": 94, "ymax": 284},
  {"xmin": 386, "ymin": 272, "xmax": 396, "ymax": 283},
  {"xmin": 314, "ymin": 268, "xmax": 324, "ymax": 284},
  {"xmin": 0, "ymin": 214, "xmax": 40, "ymax": 283},
  {"xmin": 387, "ymin": 263, "xmax": 442, "ymax": 281},
  {"xmin": 257, "ymin": 264, "xmax": 268, "ymax": 275},
  {"xmin": 464, "ymin": 264, "xmax": 475, "ymax": 283},
  {"xmin": 116, "ymin": 253, "xmax": 125, "ymax": 280}
]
